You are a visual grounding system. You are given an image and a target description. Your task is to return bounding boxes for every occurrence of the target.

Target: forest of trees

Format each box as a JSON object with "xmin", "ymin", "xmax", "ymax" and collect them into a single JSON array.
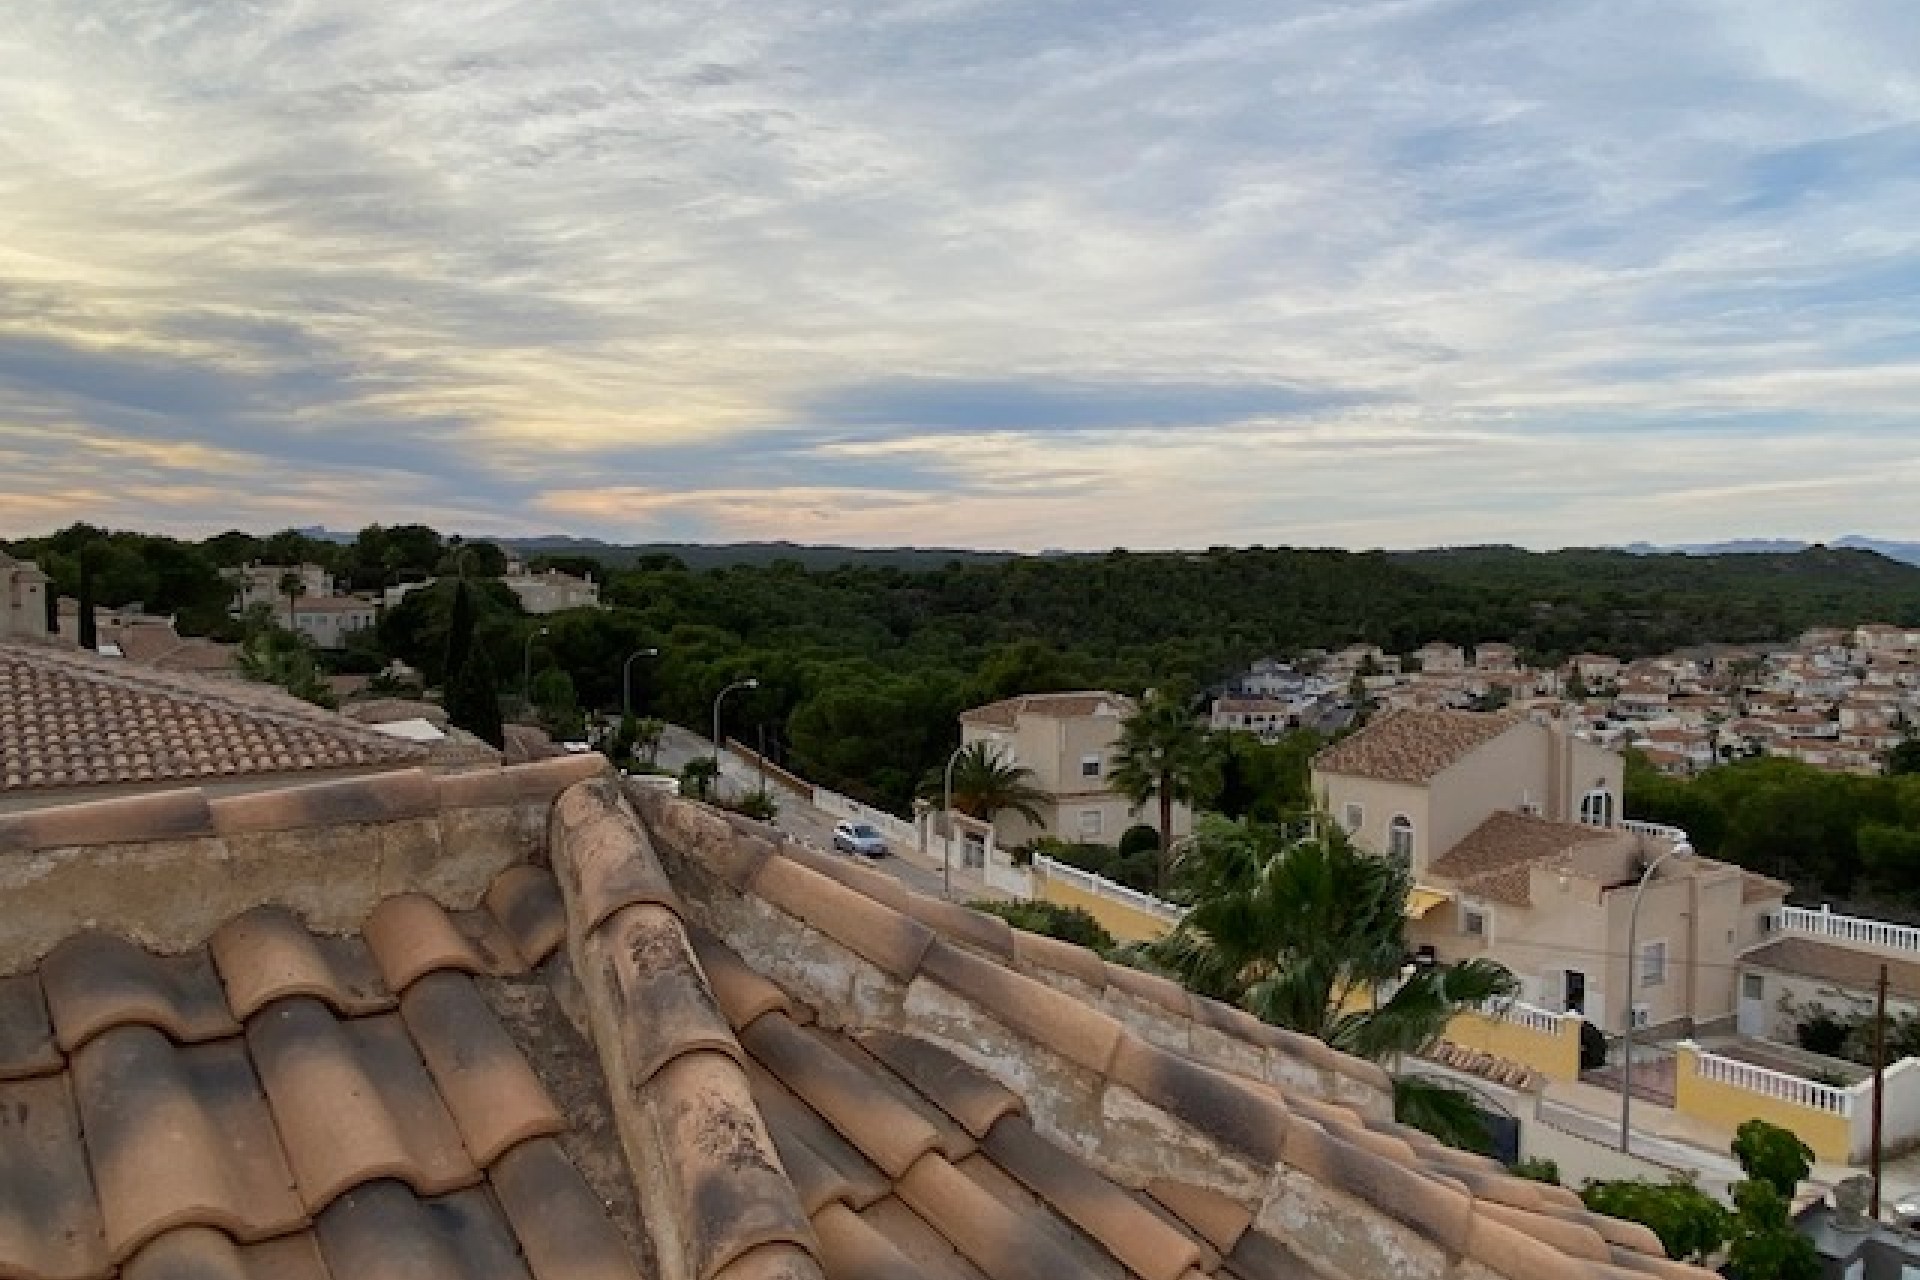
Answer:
[{"xmin": 9, "ymin": 523, "xmax": 1920, "ymax": 820}]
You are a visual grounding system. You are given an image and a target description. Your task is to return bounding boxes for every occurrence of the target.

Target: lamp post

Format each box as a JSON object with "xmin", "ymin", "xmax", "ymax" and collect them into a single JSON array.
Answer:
[
  {"xmin": 521, "ymin": 625, "xmax": 549, "ymax": 708},
  {"xmin": 1620, "ymin": 839, "xmax": 1692, "ymax": 1151},
  {"xmin": 941, "ymin": 744, "xmax": 966, "ymax": 900},
  {"xmin": 622, "ymin": 647, "xmax": 659, "ymax": 720},
  {"xmin": 712, "ymin": 678, "xmax": 758, "ymax": 783}
]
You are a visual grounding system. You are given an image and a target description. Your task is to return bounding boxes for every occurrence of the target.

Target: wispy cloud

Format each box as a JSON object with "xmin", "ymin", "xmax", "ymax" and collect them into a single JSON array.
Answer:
[{"xmin": 1, "ymin": 1, "xmax": 1918, "ymax": 548}]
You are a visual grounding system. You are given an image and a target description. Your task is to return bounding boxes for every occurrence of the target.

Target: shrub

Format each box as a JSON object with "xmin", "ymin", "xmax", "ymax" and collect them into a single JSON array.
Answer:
[
  {"xmin": 1508, "ymin": 1157, "xmax": 1560, "ymax": 1185},
  {"xmin": 1794, "ymin": 1007, "xmax": 1850, "ymax": 1057},
  {"xmin": 722, "ymin": 790, "xmax": 779, "ymax": 822},
  {"xmin": 1579, "ymin": 1178, "xmax": 1732, "ymax": 1264},
  {"xmin": 1119, "ymin": 824, "xmax": 1161, "ymax": 857},
  {"xmin": 968, "ymin": 900, "xmax": 1116, "ymax": 953}
]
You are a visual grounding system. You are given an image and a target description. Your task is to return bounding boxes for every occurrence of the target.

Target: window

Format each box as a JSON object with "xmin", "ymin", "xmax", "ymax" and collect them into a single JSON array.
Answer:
[
  {"xmin": 1640, "ymin": 940, "xmax": 1666, "ymax": 987},
  {"xmin": 1078, "ymin": 809, "xmax": 1104, "ymax": 838},
  {"xmin": 1579, "ymin": 787, "xmax": 1614, "ymax": 827},
  {"xmin": 1342, "ymin": 802, "xmax": 1364, "ymax": 832},
  {"xmin": 1080, "ymin": 754, "xmax": 1102, "ymax": 779},
  {"xmin": 1742, "ymin": 974, "xmax": 1764, "ymax": 1001},
  {"xmin": 1462, "ymin": 907, "xmax": 1486, "ymax": 937},
  {"xmin": 1631, "ymin": 1004, "xmax": 1651, "ymax": 1030},
  {"xmin": 1387, "ymin": 815, "xmax": 1414, "ymax": 864},
  {"xmin": 963, "ymin": 832, "xmax": 986, "ymax": 869}
]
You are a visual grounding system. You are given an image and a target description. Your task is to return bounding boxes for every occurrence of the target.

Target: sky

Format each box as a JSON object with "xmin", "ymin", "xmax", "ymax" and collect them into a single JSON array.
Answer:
[{"xmin": 3, "ymin": 1, "xmax": 1919, "ymax": 552}]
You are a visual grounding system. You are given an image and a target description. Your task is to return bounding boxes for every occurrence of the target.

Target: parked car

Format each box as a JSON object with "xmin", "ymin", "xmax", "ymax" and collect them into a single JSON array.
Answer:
[{"xmin": 832, "ymin": 820, "xmax": 890, "ymax": 858}]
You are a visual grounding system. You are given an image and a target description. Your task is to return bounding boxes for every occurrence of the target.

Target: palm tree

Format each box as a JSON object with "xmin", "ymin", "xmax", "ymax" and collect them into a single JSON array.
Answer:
[
  {"xmin": 1121, "ymin": 816, "xmax": 1518, "ymax": 1152},
  {"xmin": 921, "ymin": 742, "xmax": 1049, "ymax": 827},
  {"xmin": 278, "ymin": 570, "xmax": 307, "ymax": 637},
  {"xmin": 1110, "ymin": 690, "xmax": 1217, "ymax": 891}
]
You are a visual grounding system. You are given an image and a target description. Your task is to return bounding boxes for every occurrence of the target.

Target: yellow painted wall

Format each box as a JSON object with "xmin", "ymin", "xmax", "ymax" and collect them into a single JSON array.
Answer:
[
  {"xmin": 1672, "ymin": 1046, "xmax": 1854, "ymax": 1164},
  {"xmin": 1037, "ymin": 875, "xmax": 1174, "ymax": 944},
  {"xmin": 1442, "ymin": 1008, "xmax": 1584, "ymax": 1082}
]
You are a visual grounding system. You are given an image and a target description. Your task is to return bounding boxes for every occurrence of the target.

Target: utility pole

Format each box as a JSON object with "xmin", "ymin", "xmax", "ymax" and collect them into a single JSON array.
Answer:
[{"xmin": 1873, "ymin": 962, "xmax": 1888, "ymax": 1219}]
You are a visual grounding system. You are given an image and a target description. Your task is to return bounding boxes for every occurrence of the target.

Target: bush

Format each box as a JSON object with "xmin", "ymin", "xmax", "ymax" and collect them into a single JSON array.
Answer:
[
  {"xmin": 1119, "ymin": 824, "xmax": 1161, "ymax": 857},
  {"xmin": 968, "ymin": 900, "xmax": 1116, "ymax": 953},
  {"xmin": 722, "ymin": 790, "xmax": 779, "ymax": 822},
  {"xmin": 1508, "ymin": 1157, "xmax": 1560, "ymax": 1185},
  {"xmin": 1795, "ymin": 1007, "xmax": 1850, "ymax": 1057},
  {"xmin": 1579, "ymin": 1178, "xmax": 1732, "ymax": 1264}
]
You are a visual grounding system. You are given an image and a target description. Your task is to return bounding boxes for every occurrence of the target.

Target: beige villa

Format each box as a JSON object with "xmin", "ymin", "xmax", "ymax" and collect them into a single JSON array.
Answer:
[
  {"xmin": 1312, "ymin": 709, "xmax": 1786, "ymax": 1036},
  {"xmin": 958, "ymin": 690, "xmax": 1193, "ymax": 849},
  {"xmin": 1, "ymin": 550, "xmax": 51, "ymax": 642}
]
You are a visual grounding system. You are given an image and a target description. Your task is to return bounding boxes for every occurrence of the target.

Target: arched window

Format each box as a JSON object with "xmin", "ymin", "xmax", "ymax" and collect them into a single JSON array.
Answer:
[
  {"xmin": 1580, "ymin": 788, "xmax": 1614, "ymax": 827},
  {"xmin": 1387, "ymin": 814, "xmax": 1415, "ymax": 864}
]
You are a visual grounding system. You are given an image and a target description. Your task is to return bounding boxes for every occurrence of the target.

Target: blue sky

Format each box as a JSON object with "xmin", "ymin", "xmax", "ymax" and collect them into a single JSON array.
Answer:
[{"xmin": 2, "ymin": 1, "xmax": 1918, "ymax": 551}]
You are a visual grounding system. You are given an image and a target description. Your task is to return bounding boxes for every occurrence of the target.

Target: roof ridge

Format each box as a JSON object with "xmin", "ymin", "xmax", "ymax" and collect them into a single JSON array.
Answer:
[{"xmin": 630, "ymin": 790, "xmax": 1706, "ymax": 1280}]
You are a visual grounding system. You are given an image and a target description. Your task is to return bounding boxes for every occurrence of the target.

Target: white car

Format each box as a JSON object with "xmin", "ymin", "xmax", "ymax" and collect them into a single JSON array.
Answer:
[{"xmin": 832, "ymin": 820, "xmax": 890, "ymax": 858}]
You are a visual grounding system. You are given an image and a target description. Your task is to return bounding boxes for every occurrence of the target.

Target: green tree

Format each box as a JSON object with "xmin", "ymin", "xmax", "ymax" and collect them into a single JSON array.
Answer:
[
  {"xmin": 1121, "ymin": 818, "xmax": 1518, "ymax": 1151},
  {"xmin": 76, "ymin": 555, "xmax": 97, "ymax": 651},
  {"xmin": 921, "ymin": 742, "xmax": 1049, "ymax": 827},
  {"xmin": 1731, "ymin": 1119, "xmax": 1813, "ymax": 1204},
  {"xmin": 1725, "ymin": 1180, "xmax": 1818, "ymax": 1280},
  {"xmin": 1578, "ymin": 1179, "xmax": 1732, "ymax": 1264},
  {"xmin": 1887, "ymin": 737, "xmax": 1920, "ymax": 777},
  {"xmin": 444, "ymin": 644, "xmax": 504, "ymax": 748},
  {"xmin": 278, "ymin": 571, "xmax": 307, "ymax": 635},
  {"xmin": 681, "ymin": 756, "xmax": 719, "ymax": 799},
  {"xmin": 969, "ymin": 900, "xmax": 1116, "ymax": 952},
  {"xmin": 1111, "ymin": 689, "xmax": 1218, "ymax": 890},
  {"xmin": 443, "ymin": 579, "xmax": 478, "ymax": 689}
]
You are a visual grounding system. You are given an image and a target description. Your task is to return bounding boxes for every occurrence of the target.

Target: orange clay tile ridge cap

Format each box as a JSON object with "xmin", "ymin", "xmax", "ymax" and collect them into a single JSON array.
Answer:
[
  {"xmin": 626, "ymin": 786, "xmax": 1714, "ymax": 1280},
  {"xmin": 548, "ymin": 775, "xmax": 822, "ymax": 1280}
]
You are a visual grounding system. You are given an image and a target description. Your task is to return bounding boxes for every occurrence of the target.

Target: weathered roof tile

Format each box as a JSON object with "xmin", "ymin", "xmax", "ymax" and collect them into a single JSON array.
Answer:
[
  {"xmin": 0, "ymin": 974, "xmax": 60, "ymax": 1080},
  {"xmin": 399, "ymin": 971, "xmax": 565, "ymax": 1166},
  {"xmin": 210, "ymin": 906, "xmax": 393, "ymax": 1021},
  {"xmin": 41, "ymin": 934, "xmax": 240, "ymax": 1053}
]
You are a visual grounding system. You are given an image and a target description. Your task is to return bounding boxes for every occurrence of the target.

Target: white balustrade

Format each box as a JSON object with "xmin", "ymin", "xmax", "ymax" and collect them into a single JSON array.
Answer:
[
  {"xmin": 1033, "ymin": 856, "xmax": 1189, "ymax": 924},
  {"xmin": 1690, "ymin": 1047, "xmax": 1854, "ymax": 1115},
  {"xmin": 1772, "ymin": 905, "xmax": 1920, "ymax": 956},
  {"xmin": 1621, "ymin": 819, "xmax": 1690, "ymax": 844},
  {"xmin": 1489, "ymin": 1000, "xmax": 1573, "ymax": 1034}
]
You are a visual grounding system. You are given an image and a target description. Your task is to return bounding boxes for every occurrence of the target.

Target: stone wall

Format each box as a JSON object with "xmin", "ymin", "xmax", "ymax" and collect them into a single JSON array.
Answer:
[{"xmin": 0, "ymin": 756, "xmax": 606, "ymax": 973}]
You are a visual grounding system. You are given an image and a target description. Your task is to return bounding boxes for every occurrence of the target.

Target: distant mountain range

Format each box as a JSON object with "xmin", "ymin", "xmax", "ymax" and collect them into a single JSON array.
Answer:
[{"xmin": 1619, "ymin": 536, "xmax": 1920, "ymax": 567}]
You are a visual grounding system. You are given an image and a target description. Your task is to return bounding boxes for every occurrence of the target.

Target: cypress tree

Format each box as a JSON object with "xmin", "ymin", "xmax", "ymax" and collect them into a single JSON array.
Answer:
[
  {"xmin": 443, "ymin": 579, "xmax": 476, "ymax": 687},
  {"xmin": 445, "ymin": 644, "xmax": 504, "ymax": 749},
  {"xmin": 43, "ymin": 580, "xmax": 57, "ymax": 634},
  {"xmin": 77, "ymin": 557, "xmax": 97, "ymax": 652}
]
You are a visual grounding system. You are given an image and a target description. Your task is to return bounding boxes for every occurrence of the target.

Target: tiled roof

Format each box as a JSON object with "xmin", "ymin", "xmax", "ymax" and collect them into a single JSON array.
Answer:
[
  {"xmin": 0, "ymin": 866, "xmax": 642, "ymax": 1280},
  {"xmin": 0, "ymin": 640, "xmax": 425, "ymax": 793},
  {"xmin": 1741, "ymin": 872, "xmax": 1791, "ymax": 904},
  {"xmin": 1428, "ymin": 812, "xmax": 1620, "ymax": 905},
  {"xmin": 1741, "ymin": 936, "xmax": 1920, "ymax": 1000},
  {"xmin": 1310, "ymin": 709, "xmax": 1519, "ymax": 784},
  {"xmin": 0, "ymin": 755, "xmax": 1714, "ymax": 1280},
  {"xmin": 961, "ymin": 691, "xmax": 1134, "ymax": 727}
]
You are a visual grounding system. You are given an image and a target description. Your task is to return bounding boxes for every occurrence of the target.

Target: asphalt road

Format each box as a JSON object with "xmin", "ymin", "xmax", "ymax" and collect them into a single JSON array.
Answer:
[{"xmin": 649, "ymin": 724, "xmax": 962, "ymax": 898}]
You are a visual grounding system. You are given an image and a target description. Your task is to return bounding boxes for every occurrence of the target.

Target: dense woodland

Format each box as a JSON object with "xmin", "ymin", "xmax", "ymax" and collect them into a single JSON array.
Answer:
[{"xmin": 9, "ymin": 523, "xmax": 1920, "ymax": 829}]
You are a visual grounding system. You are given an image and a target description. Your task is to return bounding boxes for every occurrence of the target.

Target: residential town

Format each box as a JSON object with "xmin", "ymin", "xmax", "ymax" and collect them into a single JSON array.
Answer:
[{"xmin": 1212, "ymin": 626, "xmax": 1920, "ymax": 778}]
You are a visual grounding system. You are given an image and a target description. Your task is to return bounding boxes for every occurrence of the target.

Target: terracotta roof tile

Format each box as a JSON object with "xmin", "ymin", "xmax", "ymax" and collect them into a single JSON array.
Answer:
[
  {"xmin": 587, "ymin": 903, "xmax": 743, "ymax": 1088},
  {"xmin": 1741, "ymin": 871, "xmax": 1790, "ymax": 904},
  {"xmin": 0, "ymin": 640, "xmax": 426, "ymax": 795},
  {"xmin": 40, "ymin": 933, "xmax": 241, "ymax": 1053},
  {"xmin": 1145, "ymin": 1178, "xmax": 1253, "ymax": 1255},
  {"xmin": 1428, "ymin": 811, "xmax": 1619, "ymax": 890},
  {"xmin": 399, "ymin": 971, "xmax": 566, "ymax": 1165},
  {"xmin": 246, "ymin": 998, "xmax": 479, "ymax": 1209},
  {"xmin": 484, "ymin": 864, "xmax": 567, "ymax": 967},
  {"xmin": 71, "ymin": 1025, "xmax": 306, "ymax": 1259},
  {"xmin": 362, "ymin": 894, "xmax": 511, "ymax": 992},
  {"xmin": 1310, "ymin": 708, "xmax": 1520, "ymax": 784},
  {"xmin": 959, "ymin": 691, "xmax": 1134, "ymax": 728},
  {"xmin": 210, "ymin": 906, "xmax": 393, "ymax": 1020},
  {"xmin": 1742, "ymin": 935, "xmax": 1920, "ymax": 999},
  {"xmin": 491, "ymin": 1137, "xmax": 647, "ymax": 1280},
  {"xmin": 0, "ymin": 974, "xmax": 60, "ymax": 1081},
  {"xmin": 122, "ymin": 1225, "xmax": 331, "ymax": 1280},
  {"xmin": 311, "ymin": 1181, "xmax": 526, "ymax": 1280},
  {"xmin": 0, "ymin": 1073, "xmax": 110, "ymax": 1279}
]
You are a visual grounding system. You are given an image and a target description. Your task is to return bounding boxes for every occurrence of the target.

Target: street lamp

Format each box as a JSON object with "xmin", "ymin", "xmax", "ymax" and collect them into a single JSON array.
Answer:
[
  {"xmin": 622, "ymin": 647, "xmax": 659, "ymax": 720},
  {"xmin": 1620, "ymin": 838, "xmax": 1692, "ymax": 1150},
  {"xmin": 522, "ymin": 625, "xmax": 549, "ymax": 707},
  {"xmin": 942, "ymin": 744, "xmax": 966, "ymax": 900},
  {"xmin": 712, "ymin": 678, "xmax": 758, "ymax": 779}
]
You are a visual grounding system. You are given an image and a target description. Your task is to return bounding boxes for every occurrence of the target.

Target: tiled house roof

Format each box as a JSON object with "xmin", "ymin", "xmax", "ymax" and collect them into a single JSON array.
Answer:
[
  {"xmin": 0, "ymin": 756, "xmax": 1713, "ymax": 1280},
  {"xmin": 1741, "ymin": 937, "xmax": 1920, "ymax": 1001},
  {"xmin": 0, "ymin": 640, "xmax": 425, "ymax": 793},
  {"xmin": 961, "ymin": 691, "xmax": 1134, "ymax": 728},
  {"xmin": 0, "ymin": 865, "xmax": 641, "ymax": 1280},
  {"xmin": 1427, "ymin": 812, "xmax": 1620, "ymax": 907},
  {"xmin": 1310, "ymin": 710, "xmax": 1518, "ymax": 785}
]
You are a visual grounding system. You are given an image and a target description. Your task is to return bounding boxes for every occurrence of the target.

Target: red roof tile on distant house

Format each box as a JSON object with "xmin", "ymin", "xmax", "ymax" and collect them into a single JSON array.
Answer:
[
  {"xmin": 960, "ymin": 691, "xmax": 1134, "ymax": 728},
  {"xmin": 1310, "ymin": 709, "xmax": 1519, "ymax": 784},
  {"xmin": 0, "ymin": 641, "xmax": 425, "ymax": 794}
]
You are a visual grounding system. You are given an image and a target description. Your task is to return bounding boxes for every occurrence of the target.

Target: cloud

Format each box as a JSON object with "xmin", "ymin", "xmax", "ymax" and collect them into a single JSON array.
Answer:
[{"xmin": 1, "ymin": 0, "xmax": 1918, "ymax": 548}]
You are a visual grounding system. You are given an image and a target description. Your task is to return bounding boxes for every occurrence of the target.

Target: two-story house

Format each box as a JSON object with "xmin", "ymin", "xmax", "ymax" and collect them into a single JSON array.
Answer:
[
  {"xmin": 1312, "ymin": 709, "xmax": 1783, "ymax": 1035},
  {"xmin": 958, "ymin": 691, "xmax": 1193, "ymax": 848}
]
